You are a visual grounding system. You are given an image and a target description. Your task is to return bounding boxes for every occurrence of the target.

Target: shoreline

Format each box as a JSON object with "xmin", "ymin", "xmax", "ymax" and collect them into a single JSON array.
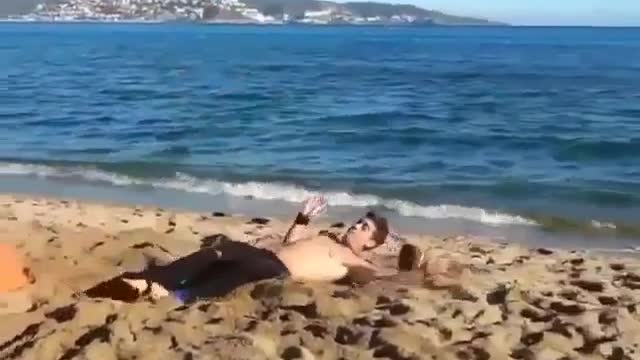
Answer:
[
  {"xmin": 0, "ymin": 192, "xmax": 639, "ymax": 359},
  {"xmin": 0, "ymin": 190, "xmax": 638, "ymax": 260},
  {"xmin": 0, "ymin": 164, "xmax": 638, "ymax": 253}
]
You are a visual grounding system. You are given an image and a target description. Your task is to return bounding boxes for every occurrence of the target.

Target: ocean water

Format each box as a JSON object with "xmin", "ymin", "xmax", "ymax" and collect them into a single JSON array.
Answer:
[{"xmin": 1, "ymin": 23, "xmax": 640, "ymax": 250}]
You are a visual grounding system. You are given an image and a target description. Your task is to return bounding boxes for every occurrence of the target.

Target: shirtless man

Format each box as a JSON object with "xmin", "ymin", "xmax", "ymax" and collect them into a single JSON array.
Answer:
[
  {"xmin": 278, "ymin": 196, "xmax": 393, "ymax": 283},
  {"xmin": 83, "ymin": 196, "xmax": 396, "ymax": 303}
]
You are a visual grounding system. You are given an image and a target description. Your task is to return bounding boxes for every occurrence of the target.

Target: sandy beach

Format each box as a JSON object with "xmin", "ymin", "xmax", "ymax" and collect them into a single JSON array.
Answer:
[{"xmin": 0, "ymin": 192, "xmax": 639, "ymax": 360}]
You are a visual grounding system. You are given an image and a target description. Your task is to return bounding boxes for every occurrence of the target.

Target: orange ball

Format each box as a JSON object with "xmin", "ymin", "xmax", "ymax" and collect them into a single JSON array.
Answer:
[{"xmin": 0, "ymin": 243, "xmax": 29, "ymax": 292}]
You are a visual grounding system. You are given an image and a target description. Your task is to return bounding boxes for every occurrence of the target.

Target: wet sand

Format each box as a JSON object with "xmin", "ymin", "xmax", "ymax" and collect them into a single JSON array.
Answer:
[{"xmin": 0, "ymin": 193, "xmax": 639, "ymax": 359}]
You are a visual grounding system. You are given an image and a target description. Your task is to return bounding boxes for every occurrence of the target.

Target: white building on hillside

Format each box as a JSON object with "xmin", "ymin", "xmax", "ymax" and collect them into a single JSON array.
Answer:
[
  {"xmin": 241, "ymin": 7, "xmax": 274, "ymax": 22},
  {"xmin": 304, "ymin": 9, "xmax": 332, "ymax": 18}
]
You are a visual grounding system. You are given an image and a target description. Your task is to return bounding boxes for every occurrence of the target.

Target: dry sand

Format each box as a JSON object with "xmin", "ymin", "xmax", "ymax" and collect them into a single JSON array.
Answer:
[{"xmin": 0, "ymin": 193, "xmax": 639, "ymax": 360}]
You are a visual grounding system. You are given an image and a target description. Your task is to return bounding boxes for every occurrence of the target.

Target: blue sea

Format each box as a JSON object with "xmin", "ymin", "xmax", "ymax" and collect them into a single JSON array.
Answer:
[{"xmin": 1, "ymin": 23, "xmax": 640, "ymax": 250}]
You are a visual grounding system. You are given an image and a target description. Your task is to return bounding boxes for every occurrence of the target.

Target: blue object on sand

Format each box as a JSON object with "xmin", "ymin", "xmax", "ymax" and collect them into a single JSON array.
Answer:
[{"xmin": 172, "ymin": 289, "xmax": 191, "ymax": 303}]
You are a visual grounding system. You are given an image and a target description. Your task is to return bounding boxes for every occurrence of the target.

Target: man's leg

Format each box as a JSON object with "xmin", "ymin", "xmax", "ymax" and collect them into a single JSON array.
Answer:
[
  {"xmin": 83, "ymin": 246, "xmax": 225, "ymax": 302},
  {"xmin": 168, "ymin": 244, "xmax": 289, "ymax": 302},
  {"xmin": 83, "ymin": 272, "xmax": 149, "ymax": 302}
]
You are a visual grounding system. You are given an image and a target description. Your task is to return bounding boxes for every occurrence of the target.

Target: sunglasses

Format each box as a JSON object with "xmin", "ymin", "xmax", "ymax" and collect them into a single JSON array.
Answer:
[{"xmin": 349, "ymin": 218, "xmax": 371, "ymax": 232}]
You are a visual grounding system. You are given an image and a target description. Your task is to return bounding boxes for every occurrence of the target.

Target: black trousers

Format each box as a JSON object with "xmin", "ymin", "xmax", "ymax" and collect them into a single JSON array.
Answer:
[{"xmin": 84, "ymin": 240, "xmax": 289, "ymax": 303}]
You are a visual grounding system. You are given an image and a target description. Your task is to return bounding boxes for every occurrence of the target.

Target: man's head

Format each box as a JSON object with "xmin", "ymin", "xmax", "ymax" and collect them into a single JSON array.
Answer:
[{"xmin": 343, "ymin": 211, "xmax": 389, "ymax": 254}]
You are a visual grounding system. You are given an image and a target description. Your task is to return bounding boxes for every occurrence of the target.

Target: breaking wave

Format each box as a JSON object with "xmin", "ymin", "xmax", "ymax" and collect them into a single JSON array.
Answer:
[{"xmin": 0, "ymin": 161, "xmax": 538, "ymax": 226}]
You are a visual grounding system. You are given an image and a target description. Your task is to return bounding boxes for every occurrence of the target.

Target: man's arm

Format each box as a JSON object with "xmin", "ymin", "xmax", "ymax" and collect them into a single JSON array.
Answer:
[
  {"xmin": 282, "ymin": 212, "xmax": 312, "ymax": 245},
  {"xmin": 282, "ymin": 196, "xmax": 327, "ymax": 245},
  {"xmin": 335, "ymin": 247, "xmax": 396, "ymax": 284}
]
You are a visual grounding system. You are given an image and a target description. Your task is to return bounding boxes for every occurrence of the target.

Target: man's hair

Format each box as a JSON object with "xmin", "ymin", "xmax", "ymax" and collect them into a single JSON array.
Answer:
[{"xmin": 365, "ymin": 211, "xmax": 389, "ymax": 246}]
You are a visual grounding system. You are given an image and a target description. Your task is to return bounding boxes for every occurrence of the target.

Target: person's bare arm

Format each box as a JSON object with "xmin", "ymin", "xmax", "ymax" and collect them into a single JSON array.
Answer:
[
  {"xmin": 282, "ymin": 196, "xmax": 327, "ymax": 244},
  {"xmin": 282, "ymin": 213, "xmax": 311, "ymax": 245},
  {"xmin": 334, "ymin": 246, "xmax": 396, "ymax": 284}
]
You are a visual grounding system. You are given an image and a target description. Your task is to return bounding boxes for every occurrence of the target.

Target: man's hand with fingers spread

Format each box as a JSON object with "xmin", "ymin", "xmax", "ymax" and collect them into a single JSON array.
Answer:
[
  {"xmin": 302, "ymin": 195, "xmax": 328, "ymax": 219},
  {"xmin": 284, "ymin": 195, "xmax": 328, "ymax": 244}
]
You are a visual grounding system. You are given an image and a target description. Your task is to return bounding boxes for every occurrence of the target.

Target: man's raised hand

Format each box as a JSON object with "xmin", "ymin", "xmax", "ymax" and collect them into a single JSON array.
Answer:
[{"xmin": 302, "ymin": 195, "xmax": 328, "ymax": 219}]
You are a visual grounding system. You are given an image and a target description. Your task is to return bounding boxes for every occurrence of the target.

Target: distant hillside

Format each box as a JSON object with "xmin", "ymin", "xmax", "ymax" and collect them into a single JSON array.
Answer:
[
  {"xmin": 0, "ymin": 0, "xmax": 501, "ymax": 25},
  {"xmin": 241, "ymin": 0, "xmax": 499, "ymax": 25},
  {"xmin": 344, "ymin": 2, "xmax": 494, "ymax": 24}
]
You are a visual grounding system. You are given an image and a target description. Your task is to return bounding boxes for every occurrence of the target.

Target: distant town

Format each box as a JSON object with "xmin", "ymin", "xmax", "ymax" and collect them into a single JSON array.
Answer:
[{"xmin": 3, "ymin": 0, "xmax": 498, "ymax": 25}]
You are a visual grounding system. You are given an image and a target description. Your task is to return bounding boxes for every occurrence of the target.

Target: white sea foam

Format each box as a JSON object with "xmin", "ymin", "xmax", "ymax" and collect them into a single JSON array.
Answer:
[
  {"xmin": 590, "ymin": 220, "xmax": 617, "ymax": 230},
  {"xmin": 0, "ymin": 162, "xmax": 537, "ymax": 226},
  {"xmin": 588, "ymin": 247, "xmax": 640, "ymax": 254}
]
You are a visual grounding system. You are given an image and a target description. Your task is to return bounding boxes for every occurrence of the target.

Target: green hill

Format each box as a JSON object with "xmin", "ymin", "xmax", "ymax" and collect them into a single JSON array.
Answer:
[
  {"xmin": 241, "ymin": 0, "xmax": 499, "ymax": 25},
  {"xmin": 0, "ymin": 0, "xmax": 501, "ymax": 25}
]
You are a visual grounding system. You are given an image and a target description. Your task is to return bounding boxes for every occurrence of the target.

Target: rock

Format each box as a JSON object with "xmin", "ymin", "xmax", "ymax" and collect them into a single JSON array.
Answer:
[
  {"xmin": 334, "ymin": 326, "xmax": 362, "ymax": 345},
  {"xmin": 620, "ymin": 272, "xmax": 640, "ymax": 282},
  {"xmin": 281, "ymin": 346, "xmax": 302, "ymax": 360},
  {"xmin": 248, "ymin": 218, "xmax": 270, "ymax": 225},
  {"xmin": 619, "ymin": 277, "xmax": 640, "ymax": 290},
  {"xmin": 354, "ymin": 316, "xmax": 397, "ymax": 329},
  {"xmin": 510, "ymin": 347, "xmax": 535, "ymax": 360},
  {"xmin": 372, "ymin": 344, "xmax": 412, "ymax": 360},
  {"xmin": 280, "ymin": 303, "xmax": 319, "ymax": 319},
  {"xmin": 304, "ymin": 324, "xmax": 328, "ymax": 338},
  {"xmin": 609, "ymin": 263, "xmax": 625, "ymax": 271},
  {"xmin": 570, "ymin": 280, "xmax": 604, "ymax": 292},
  {"xmin": 537, "ymin": 248, "xmax": 554, "ymax": 255},
  {"xmin": 625, "ymin": 282, "xmax": 640, "ymax": 290},
  {"xmin": 212, "ymin": 212, "xmax": 226, "ymax": 217},
  {"xmin": 559, "ymin": 289, "xmax": 579, "ymax": 301},
  {"xmin": 549, "ymin": 301, "xmax": 585, "ymax": 315},
  {"xmin": 44, "ymin": 304, "xmax": 77, "ymax": 323},
  {"xmin": 598, "ymin": 310, "xmax": 617, "ymax": 325},
  {"xmin": 568, "ymin": 258, "xmax": 585, "ymax": 266},
  {"xmin": 608, "ymin": 346, "xmax": 631, "ymax": 360},
  {"xmin": 449, "ymin": 286, "xmax": 479, "ymax": 303},
  {"xmin": 469, "ymin": 246, "xmax": 488, "ymax": 255},
  {"xmin": 486, "ymin": 284, "xmax": 510, "ymax": 305},
  {"xmin": 520, "ymin": 331, "xmax": 544, "ymax": 346},
  {"xmin": 387, "ymin": 303, "xmax": 411, "ymax": 316},
  {"xmin": 368, "ymin": 330, "xmax": 385, "ymax": 349},
  {"xmin": 546, "ymin": 319, "xmax": 574, "ymax": 338},
  {"xmin": 455, "ymin": 347, "xmax": 491, "ymax": 360},
  {"xmin": 520, "ymin": 307, "xmax": 555, "ymax": 323},
  {"xmin": 598, "ymin": 296, "xmax": 618, "ymax": 306}
]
